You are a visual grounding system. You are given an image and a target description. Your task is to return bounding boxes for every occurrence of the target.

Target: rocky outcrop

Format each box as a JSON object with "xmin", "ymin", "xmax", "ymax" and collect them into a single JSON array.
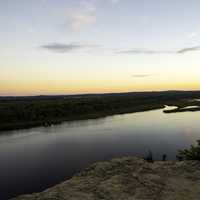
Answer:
[{"xmin": 11, "ymin": 157, "xmax": 200, "ymax": 200}]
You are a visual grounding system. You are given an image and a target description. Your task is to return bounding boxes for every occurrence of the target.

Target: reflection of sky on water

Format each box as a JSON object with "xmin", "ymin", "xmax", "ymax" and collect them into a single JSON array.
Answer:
[
  {"xmin": 163, "ymin": 105, "xmax": 178, "ymax": 111},
  {"xmin": 181, "ymin": 106, "xmax": 199, "ymax": 109},
  {"xmin": 0, "ymin": 108, "xmax": 200, "ymax": 199}
]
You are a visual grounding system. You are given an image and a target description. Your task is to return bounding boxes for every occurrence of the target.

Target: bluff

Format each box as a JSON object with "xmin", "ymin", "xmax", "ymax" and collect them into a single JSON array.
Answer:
[{"xmin": 11, "ymin": 157, "xmax": 200, "ymax": 200}]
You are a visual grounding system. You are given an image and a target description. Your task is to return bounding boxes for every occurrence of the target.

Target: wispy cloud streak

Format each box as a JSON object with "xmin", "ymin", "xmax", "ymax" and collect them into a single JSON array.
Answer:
[
  {"xmin": 117, "ymin": 49, "xmax": 174, "ymax": 55},
  {"xmin": 177, "ymin": 46, "xmax": 200, "ymax": 54},
  {"xmin": 41, "ymin": 41, "xmax": 200, "ymax": 55},
  {"xmin": 117, "ymin": 45, "xmax": 200, "ymax": 55},
  {"xmin": 41, "ymin": 42, "xmax": 99, "ymax": 53},
  {"xmin": 132, "ymin": 74, "xmax": 152, "ymax": 78}
]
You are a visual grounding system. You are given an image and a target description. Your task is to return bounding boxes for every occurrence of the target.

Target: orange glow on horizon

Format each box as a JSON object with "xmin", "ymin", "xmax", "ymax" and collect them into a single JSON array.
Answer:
[{"xmin": 1, "ymin": 79, "xmax": 200, "ymax": 96}]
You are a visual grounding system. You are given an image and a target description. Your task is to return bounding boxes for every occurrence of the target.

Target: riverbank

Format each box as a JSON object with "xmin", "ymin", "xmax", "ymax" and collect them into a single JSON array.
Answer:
[
  {"xmin": 0, "ymin": 104, "xmax": 163, "ymax": 131},
  {"xmin": 1, "ymin": 90, "xmax": 200, "ymax": 132},
  {"xmin": 11, "ymin": 156, "xmax": 200, "ymax": 200}
]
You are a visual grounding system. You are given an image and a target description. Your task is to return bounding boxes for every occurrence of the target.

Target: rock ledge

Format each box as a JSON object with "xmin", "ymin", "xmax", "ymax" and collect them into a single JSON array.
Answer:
[{"xmin": 11, "ymin": 157, "xmax": 200, "ymax": 200}]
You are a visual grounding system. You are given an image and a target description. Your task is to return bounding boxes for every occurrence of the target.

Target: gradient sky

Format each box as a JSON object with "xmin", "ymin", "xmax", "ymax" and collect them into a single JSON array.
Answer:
[{"xmin": 1, "ymin": 0, "xmax": 200, "ymax": 95}]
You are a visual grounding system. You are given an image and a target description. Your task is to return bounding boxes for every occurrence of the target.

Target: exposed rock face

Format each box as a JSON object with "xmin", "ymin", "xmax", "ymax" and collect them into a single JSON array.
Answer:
[{"xmin": 11, "ymin": 157, "xmax": 200, "ymax": 200}]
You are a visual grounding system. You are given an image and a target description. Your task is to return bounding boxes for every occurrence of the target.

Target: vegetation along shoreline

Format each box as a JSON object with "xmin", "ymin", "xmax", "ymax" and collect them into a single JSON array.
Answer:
[{"xmin": 1, "ymin": 90, "xmax": 200, "ymax": 132}]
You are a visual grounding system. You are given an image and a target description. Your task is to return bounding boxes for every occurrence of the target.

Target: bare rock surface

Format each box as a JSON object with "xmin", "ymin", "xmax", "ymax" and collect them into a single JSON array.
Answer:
[{"xmin": 11, "ymin": 157, "xmax": 200, "ymax": 200}]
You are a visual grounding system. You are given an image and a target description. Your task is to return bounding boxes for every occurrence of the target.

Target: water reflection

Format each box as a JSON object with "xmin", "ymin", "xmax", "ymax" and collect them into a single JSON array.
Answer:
[
  {"xmin": 181, "ymin": 106, "xmax": 200, "ymax": 110},
  {"xmin": 163, "ymin": 105, "xmax": 178, "ymax": 111},
  {"xmin": 0, "ymin": 108, "xmax": 200, "ymax": 199}
]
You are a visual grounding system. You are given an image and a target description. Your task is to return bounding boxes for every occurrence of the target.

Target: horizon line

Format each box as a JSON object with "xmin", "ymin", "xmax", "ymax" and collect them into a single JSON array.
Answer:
[{"xmin": 1, "ymin": 89, "xmax": 200, "ymax": 98}]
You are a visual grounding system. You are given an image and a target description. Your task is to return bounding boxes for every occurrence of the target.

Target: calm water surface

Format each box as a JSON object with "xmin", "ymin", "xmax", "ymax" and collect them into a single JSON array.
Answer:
[{"xmin": 0, "ymin": 108, "xmax": 200, "ymax": 199}]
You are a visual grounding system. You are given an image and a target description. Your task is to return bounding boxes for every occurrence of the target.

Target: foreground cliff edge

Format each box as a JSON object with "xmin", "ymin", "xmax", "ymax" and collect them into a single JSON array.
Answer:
[{"xmin": 11, "ymin": 157, "xmax": 200, "ymax": 200}]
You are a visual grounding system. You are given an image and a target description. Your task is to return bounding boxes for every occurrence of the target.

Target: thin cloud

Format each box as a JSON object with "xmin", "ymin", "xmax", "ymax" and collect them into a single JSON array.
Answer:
[
  {"xmin": 110, "ymin": 0, "xmax": 120, "ymax": 3},
  {"xmin": 187, "ymin": 32, "xmax": 199, "ymax": 39},
  {"xmin": 132, "ymin": 74, "xmax": 152, "ymax": 78},
  {"xmin": 177, "ymin": 46, "xmax": 200, "ymax": 54},
  {"xmin": 65, "ymin": 0, "xmax": 120, "ymax": 31},
  {"xmin": 66, "ymin": 1, "xmax": 96, "ymax": 31},
  {"xmin": 117, "ymin": 45, "xmax": 200, "ymax": 55},
  {"xmin": 41, "ymin": 42, "xmax": 99, "ymax": 53},
  {"xmin": 67, "ymin": 12, "xmax": 96, "ymax": 31},
  {"xmin": 117, "ymin": 49, "xmax": 174, "ymax": 55}
]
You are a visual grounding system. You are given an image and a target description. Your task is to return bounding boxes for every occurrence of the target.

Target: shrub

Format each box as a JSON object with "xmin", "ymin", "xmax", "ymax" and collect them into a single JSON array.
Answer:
[{"xmin": 177, "ymin": 140, "xmax": 200, "ymax": 160}]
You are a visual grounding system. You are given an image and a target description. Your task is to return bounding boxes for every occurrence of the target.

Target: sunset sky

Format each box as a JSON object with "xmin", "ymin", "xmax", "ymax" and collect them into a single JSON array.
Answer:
[{"xmin": 1, "ymin": 0, "xmax": 200, "ymax": 96}]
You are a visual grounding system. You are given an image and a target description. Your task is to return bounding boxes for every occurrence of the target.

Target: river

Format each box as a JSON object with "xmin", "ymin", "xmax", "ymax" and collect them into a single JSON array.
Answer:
[{"xmin": 0, "ymin": 107, "xmax": 199, "ymax": 199}]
